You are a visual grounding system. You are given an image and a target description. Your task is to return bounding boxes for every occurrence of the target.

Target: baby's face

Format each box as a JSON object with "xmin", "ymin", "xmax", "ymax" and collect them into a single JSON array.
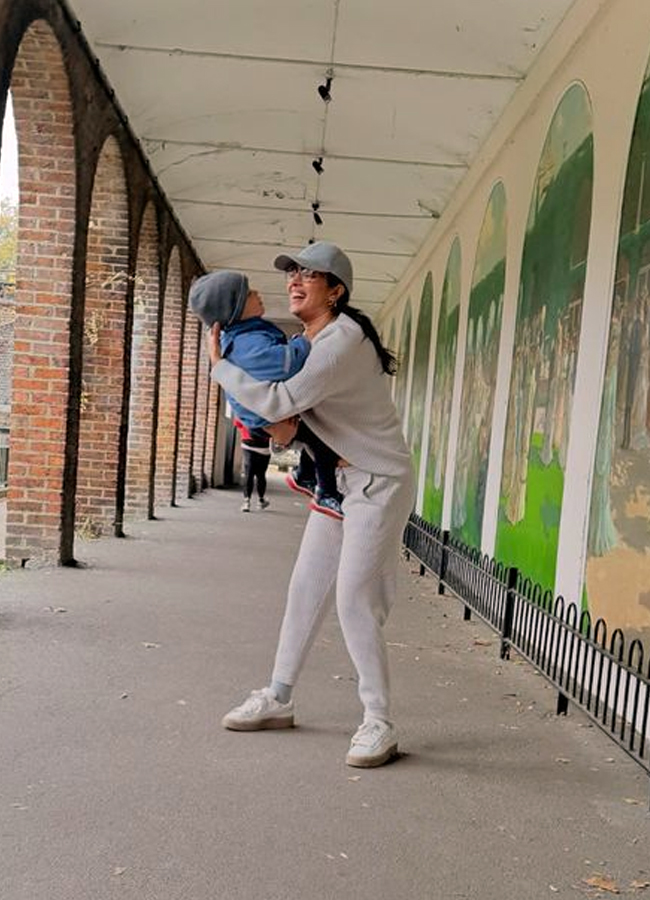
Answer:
[{"xmin": 241, "ymin": 289, "xmax": 265, "ymax": 319}]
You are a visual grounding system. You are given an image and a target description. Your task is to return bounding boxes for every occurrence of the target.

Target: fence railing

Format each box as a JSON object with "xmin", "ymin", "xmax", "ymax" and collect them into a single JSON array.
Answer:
[{"xmin": 403, "ymin": 513, "xmax": 650, "ymax": 779}]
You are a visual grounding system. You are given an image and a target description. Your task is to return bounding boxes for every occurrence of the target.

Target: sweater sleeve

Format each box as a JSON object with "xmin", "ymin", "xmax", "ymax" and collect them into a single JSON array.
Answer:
[{"xmin": 213, "ymin": 335, "xmax": 337, "ymax": 422}]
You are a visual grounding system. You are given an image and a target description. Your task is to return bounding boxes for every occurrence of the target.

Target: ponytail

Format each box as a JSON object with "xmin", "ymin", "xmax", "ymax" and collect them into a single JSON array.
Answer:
[{"xmin": 326, "ymin": 275, "xmax": 398, "ymax": 375}]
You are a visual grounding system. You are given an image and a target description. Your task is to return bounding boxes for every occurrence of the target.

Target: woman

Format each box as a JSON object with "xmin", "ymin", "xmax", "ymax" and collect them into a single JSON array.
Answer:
[{"xmin": 209, "ymin": 241, "xmax": 415, "ymax": 768}]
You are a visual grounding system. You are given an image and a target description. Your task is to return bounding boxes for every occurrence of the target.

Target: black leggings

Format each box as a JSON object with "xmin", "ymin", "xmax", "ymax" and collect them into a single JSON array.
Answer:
[{"xmin": 242, "ymin": 448, "xmax": 270, "ymax": 499}]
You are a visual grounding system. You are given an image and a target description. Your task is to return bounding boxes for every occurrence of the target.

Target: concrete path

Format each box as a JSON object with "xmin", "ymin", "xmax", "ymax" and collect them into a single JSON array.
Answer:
[{"xmin": 0, "ymin": 472, "xmax": 648, "ymax": 900}]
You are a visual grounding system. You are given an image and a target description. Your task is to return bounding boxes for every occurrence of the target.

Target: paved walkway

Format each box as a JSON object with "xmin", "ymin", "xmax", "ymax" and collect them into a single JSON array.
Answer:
[{"xmin": 0, "ymin": 473, "xmax": 648, "ymax": 900}]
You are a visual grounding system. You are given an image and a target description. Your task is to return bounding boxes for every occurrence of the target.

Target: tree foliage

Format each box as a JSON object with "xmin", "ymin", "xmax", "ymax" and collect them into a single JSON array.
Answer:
[{"xmin": 0, "ymin": 197, "xmax": 17, "ymax": 290}]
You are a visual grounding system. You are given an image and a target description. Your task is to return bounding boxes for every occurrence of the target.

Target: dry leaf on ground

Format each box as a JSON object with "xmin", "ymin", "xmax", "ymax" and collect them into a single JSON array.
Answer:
[{"xmin": 582, "ymin": 874, "xmax": 620, "ymax": 893}]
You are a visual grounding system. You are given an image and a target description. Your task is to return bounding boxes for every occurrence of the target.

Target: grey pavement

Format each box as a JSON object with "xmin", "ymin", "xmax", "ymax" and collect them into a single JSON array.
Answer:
[{"xmin": 0, "ymin": 471, "xmax": 648, "ymax": 900}]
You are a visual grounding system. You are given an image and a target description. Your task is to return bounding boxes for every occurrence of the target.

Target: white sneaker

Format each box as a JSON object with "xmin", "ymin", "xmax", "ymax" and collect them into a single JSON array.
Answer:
[
  {"xmin": 222, "ymin": 687, "xmax": 294, "ymax": 731},
  {"xmin": 241, "ymin": 498, "xmax": 251, "ymax": 512},
  {"xmin": 257, "ymin": 497, "xmax": 270, "ymax": 510},
  {"xmin": 346, "ymin": 718, "xmax": 398, "ymax": 768}
]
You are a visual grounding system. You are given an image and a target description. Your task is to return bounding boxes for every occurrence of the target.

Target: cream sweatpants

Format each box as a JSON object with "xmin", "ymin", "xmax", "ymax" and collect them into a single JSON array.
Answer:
[{"xmin": 271, "ymin": 465, "xmax": 416, "ymax": 722}]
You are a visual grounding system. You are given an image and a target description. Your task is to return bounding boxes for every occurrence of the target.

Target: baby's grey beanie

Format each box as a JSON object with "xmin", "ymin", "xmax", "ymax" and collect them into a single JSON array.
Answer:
[{"xmin": 189, "ymin": 271, "xmax": 249, "ymax": 328}]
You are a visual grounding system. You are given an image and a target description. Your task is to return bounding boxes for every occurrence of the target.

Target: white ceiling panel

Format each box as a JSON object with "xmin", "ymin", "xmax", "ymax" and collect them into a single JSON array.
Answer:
[
  {"xmin": 66, "ymin": 0, "xmax": 579, "ymax": 319},
  {"xmin": 335, "ymin": 0, "xmax": 575, "ymax": 75}
]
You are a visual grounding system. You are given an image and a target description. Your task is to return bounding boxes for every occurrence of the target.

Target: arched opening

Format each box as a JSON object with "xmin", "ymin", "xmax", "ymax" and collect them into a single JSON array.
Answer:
[
  {"xmin": 154, "ymin": 246, "xmax": 183, "ymax": 511},
  {"xmin": 75, "ymin": 136, "xmax": 129, "ymax": 546},
  {"xmin": 191, "ymin": 337, "xmax": 210, "ymax": 493},
  {"xmin": 0, "ymin": 92, "xmax": 18, "ymax": 559},
  {"xmin": 6, "ymin": 21, "xmax": 76, "ymax": 563},
  {"xmin": 125, "ymin": 203, "xmax": 159, "ymax": 520},
  {"xmin": 175, "ymin": 303, "xmax": 200, "ymax": 501}
]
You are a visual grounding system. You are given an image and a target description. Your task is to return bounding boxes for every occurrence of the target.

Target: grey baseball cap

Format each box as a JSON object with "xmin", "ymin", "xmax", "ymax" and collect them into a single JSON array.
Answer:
[
  {"xmin": 274, "ymin": 241, "xmax": 353, "ymax": 294},
  {"xmin": 188, "ymin": 270, "xmax": 249, "ymax": 328}
]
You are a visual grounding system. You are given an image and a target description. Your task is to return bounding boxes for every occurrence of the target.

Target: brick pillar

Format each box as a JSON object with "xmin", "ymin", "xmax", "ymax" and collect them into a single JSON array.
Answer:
[
  {"xmin": 76, "ymin": 136, "xmax": 128, "ymax": 539},
  {"xmin": 5, "ymin": 21, "xmax": 76, "ymax": 563},
  {"xmin": 125, "ymin": 203, "xmax": 159, "ymax": 520},
  {"xmin": 175, "ymin": 309, "xmax": 200, "ymax": 501},
  {"xmin": 191, "ymin": 338, "xmax": 210, "ymax": 491},
  {"xmin": 154, "ymin": 247, "xmax": 183, "ymax": 510}
]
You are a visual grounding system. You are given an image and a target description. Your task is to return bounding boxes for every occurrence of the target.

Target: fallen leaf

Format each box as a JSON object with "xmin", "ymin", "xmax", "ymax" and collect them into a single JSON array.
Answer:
[
  {"xmin": 623, "ymin": 798, "xmax": 641, "ymax": 805},
  {"xmin": 347, "ymin": 776, "xmax": 361, "ymax": 782},
  {"xmin": 112, "ymin": 868, "xmax": 127, "ymax": 877},
  {"xmin": 120, "ymin": 693, "xmax": 129, "ymax": 700},
  {"xmin": 473, "ymin": 639, "xmax": 492, "ymax": 646},
  {"xmin": 582, "ymin": 874, "xmax": 620, "ymax": 893},
  {"xmin": 141, "ymin": 642, "xmax": 160, "ymax": 649},
  {"xmin": 339, "ymin": 852, "xmax": 349, "ymax": 860},
  {"xmin": 630, "ymin": 881, "xmax": 650, "ymax": 891},
  {"xmin": 550, "ymin": 887, "xmax": 559, "ymax": 893},
  {"xmin": 555, "ymin": 757, "xmax": 571, "ymax": 764}
]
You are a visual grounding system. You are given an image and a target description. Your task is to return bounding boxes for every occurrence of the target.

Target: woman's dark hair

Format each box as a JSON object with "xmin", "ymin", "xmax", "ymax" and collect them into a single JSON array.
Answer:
[{"xmin": 325, "ymin": 274, "xmax": 397, "ymax": 375}]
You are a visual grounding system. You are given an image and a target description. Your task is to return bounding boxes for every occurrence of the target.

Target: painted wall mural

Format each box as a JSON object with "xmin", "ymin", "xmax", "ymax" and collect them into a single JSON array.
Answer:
[
  {"xmin": 394, "ymin": 301, "xmax": 412, "ymax": 424},
  {"xmin": 423, "ymin": 239, "xmax": 461, "ymax": 524},
  {"xmin": 451, "ymin": 183, "xmax": 507, "ymax": 548},
  {"xmin": 585, "ymin": 58, "xmax": 650, "ymax": 637},
  {"xmin": 407, "ymin": 273, "xmax": 434, "ymax": 477},
  {"xmin": 495, "ymin": 83, "xmax": 594, "ymax": 589}
]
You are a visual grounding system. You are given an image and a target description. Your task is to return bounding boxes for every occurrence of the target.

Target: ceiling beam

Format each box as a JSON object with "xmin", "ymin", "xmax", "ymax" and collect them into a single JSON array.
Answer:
[
  {"xmin": 144, "ymin": 138, "xmax": 469, "ymax": 171},
  {"xmin": 171, "ymin": 198, "xmax": 438, "ymax": 220},
  {"xmin": 95, "ymin": 41, "xmax": 524, "ymax": 82},
  {"xmin": 197, "ymin": 236, "xmax": 413, "ymax": 257}
]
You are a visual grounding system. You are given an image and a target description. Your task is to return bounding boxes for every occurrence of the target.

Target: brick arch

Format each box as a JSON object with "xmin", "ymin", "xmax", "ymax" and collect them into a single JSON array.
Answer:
[
  {"xmin": 125, "ymin": 201, "xmax": 160, "ymax": 520},
  {"xmin": 5, "ymin": 19, "xmax": 75, "ymax": 563},
  {"xmin": 75, "ymin": 134, "xmax": 129, "ymax": 541},
  {"xmin": 154, "ymin": 245, "xmax": 183, "ymax": 510}
]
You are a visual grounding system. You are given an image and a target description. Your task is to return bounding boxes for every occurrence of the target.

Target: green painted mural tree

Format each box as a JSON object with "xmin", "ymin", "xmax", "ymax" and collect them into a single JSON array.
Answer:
[
  {"xmin": 407, "ymin": 272, "xmax": 434, "ymax": 477},
  {"xmin": 496, "ymin": 83, "xmax": 594, "ymax": 590},
  {"xmin": 423, "ymin": 239, "xmax": 461, "ymax": 525},
  {"xmin": 584, "ymin": 57, "xmax": 650, "ymax": 637},
  {"xmin": 452, "ymin": 183, "xmax": 507, "ymax": 548}
]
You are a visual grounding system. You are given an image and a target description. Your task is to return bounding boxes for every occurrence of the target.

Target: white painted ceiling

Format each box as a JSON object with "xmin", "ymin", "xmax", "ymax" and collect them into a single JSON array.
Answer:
[{"xmin": 65, "ymin": 0, "xmax": 577, "ymax": 324}]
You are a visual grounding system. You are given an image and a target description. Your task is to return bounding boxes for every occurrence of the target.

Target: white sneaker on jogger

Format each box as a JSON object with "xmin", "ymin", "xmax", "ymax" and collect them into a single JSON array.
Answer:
[
  {"xmin": 346, "ymin": 718, "xmax": 398, "ymax": 768},
  {"xmin": 221, "ymin": 687, "xmax": 294, "ymax": 731}
]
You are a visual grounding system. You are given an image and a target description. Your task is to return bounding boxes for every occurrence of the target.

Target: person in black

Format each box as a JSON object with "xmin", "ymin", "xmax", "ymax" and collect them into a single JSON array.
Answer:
[{"xmin": 234, "ymin": 418, "xmax": 272, "ymax": 512}]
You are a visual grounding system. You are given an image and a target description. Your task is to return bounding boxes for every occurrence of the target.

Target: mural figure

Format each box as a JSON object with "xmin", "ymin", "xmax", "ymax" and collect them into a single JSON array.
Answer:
[
  {"xmin": 451, "ymin": 183, "xmax": 507, "ymax": 547},
  {"xmin": 585, "ymin": 58, "xmax": 650, "ymax": 639},
  {"xmin": 495, "ymin": 83, "xmax": 594, "ymax": 589},
  {"xmin": 407, "ymin": 273, "xmax": 434, "ymax": 476},
  {"xmin": 423, "ymin": 239, "xmax": 461, "ymax": 524}
]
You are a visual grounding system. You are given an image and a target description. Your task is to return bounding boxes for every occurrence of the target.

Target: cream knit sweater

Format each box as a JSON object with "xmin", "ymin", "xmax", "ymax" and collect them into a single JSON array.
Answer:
[{"xmin": 213, "ymin": 314, "xmax": 413, "ymax": 478}]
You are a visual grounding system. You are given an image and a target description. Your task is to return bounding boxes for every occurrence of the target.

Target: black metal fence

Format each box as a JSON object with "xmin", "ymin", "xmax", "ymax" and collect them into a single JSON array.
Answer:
[{"xmin": 403, "ymin": 512, "xmax": 650, "ymax": 778}]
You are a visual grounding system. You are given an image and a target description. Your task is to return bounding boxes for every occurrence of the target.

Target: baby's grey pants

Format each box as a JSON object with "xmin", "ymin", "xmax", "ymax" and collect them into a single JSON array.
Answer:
[{"xmin": 272, "ymin": 465, "xmax": 416, "ymax": 722}]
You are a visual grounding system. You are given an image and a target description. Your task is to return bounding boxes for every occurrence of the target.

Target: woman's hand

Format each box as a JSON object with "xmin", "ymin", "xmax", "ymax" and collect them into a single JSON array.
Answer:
[
  {"xmin": 207, "ymin": 323, "xmax": 221, "ymax": 367},
  {"xmin": 266, "ymin": 417, "xmax": 299, "ymax": 448}
]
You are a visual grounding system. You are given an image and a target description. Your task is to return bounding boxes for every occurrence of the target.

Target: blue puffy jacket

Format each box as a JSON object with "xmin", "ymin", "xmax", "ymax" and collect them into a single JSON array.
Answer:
[{"xmin": 220, "ymin": 317, "xmax": 310, "ymax": 430}]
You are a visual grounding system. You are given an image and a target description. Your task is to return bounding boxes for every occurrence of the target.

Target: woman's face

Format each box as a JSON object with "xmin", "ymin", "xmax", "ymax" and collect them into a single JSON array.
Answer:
[{"xmin": 285, "ymin": 268, "xmax": 339, "ymax": 322}]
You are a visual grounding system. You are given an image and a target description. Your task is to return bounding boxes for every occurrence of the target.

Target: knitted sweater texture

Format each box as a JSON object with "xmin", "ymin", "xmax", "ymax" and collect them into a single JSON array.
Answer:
[{"xmin": 213, "ymin": 314, "xmax": 412, "ymax": 478}]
